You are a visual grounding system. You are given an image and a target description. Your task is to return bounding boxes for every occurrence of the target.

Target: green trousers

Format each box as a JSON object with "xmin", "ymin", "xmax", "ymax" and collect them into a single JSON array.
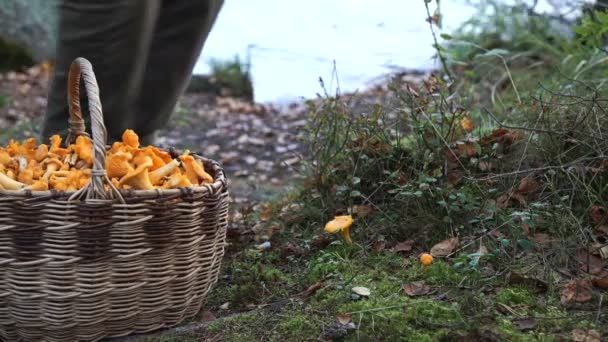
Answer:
[{"xmin": 41, "ymin": 0, "xmax": 223, "ymax": 146}]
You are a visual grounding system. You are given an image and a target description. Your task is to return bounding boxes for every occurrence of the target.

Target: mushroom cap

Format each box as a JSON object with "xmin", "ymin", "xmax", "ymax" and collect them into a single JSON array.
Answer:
[
  {"xmin": 122, "ymin": 129, "xmax": 140, "ymax": 148},
  {"xmin": 35, "ymin": 144, "xmax": 49, "ymax": 162},
  {"xmin": 0, "ymin": 150, "xmax": 11, "ymax": 166},
  {"xmin": 420, "ymin": 253, "xmax": 433, "ymax": 266},
  {"xmin": 324, "ymin": 215, "xmax": 354, "ymax": 234},
  {"xmin": 133, "ymin": 147, "xmax": 166, "ymax": 171},
  {"xmin": 49, "ymin": 135, "xmax": 69, "ymax": 158},
  {"xmin": 147, "ymin": 146, "xmax": 173, "ymax": 164},
  {"xmin": 26, "ymin": 179, "xmax": 49, "ymax": 191},
  {"xmin": 118, "ymin": 157, "xmax": 155, "ymax": 190},
  {"xmin": 106, "ymin": 152, "xmax": 134, "ymax": 179},
  {"xmin": 73, "ymin": 135, "xmax": 94, "ymax": 165},
  {"xmin": 180, "ymin": 154, "xmax": 213, "ymax": 185},
  {"xmin": 17, "ymin": 168, "xmax": 34, "ymax": 184}
]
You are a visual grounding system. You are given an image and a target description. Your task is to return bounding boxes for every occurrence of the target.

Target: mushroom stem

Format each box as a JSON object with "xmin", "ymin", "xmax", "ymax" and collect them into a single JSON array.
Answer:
[
  {"xmin": 0, "ymin": 172, "xmax": 26, "ymax": 190},
  {"xmin": 149, "ymin": 159, "xmax": 180, "ymax": 185}
]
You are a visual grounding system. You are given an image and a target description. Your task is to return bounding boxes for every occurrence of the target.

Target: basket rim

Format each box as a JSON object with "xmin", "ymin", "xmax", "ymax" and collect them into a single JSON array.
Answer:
[{"xmin": 0, "ymin": 148, "xmax": 227, "ymax": 199}]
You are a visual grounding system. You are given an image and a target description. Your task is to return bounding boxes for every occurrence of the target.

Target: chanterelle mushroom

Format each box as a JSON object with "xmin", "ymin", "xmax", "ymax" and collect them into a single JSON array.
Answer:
[
  {"xmin": 180, "ymin": 153, "xmax": 213, "ymax": 185},
  {"xmin": 0, "ymin": 172, "xmax": 26, "ymax": 190},
  {"xmin": 118, "ymin": 156, "xmax": 155, "ymax": 190},
  {"xmin": 42, "ymin": 158, "xmax": 64, "ymax": 180},
  {"xmin": 106, "ymin": 151, "xmax": 134, "ymax": 179},
  {"xmin": 73, "ymin": 135, "xmax": 93, "ymax": 166},
  {"xmin": 324, "ymin": 215, "xmax": 354, "ymax": 244},
  {"xmin": 149, "ymin": 158, "xmax": 180, "ymax": 185},
  {"xmin": 122, "ymin": 129, "xmax": 140, "ymax": 148}
]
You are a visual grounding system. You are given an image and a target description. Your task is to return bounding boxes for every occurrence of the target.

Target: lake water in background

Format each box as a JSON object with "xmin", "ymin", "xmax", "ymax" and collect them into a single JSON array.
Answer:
[{"xmin": 193, "ymin": 0, "xmax": 561, "ymax": 103}]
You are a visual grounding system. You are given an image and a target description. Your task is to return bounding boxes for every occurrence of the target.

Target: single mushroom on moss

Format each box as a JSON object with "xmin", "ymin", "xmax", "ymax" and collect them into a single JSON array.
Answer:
[{"xmin": 324, "ymin": 215, "xmax": 354, "ymax": 244}]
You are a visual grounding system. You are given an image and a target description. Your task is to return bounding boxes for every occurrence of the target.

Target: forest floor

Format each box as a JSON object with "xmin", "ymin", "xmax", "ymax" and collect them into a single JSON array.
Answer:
[{"xmin": 1, "ymin": 64, "xmax": 607, "ymax": 342}]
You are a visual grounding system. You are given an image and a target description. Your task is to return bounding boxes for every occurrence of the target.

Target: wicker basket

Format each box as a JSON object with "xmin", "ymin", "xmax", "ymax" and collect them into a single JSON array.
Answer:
[{"xmin": 0, "ymin": 58, "xmax": 229, "ymax": 342}]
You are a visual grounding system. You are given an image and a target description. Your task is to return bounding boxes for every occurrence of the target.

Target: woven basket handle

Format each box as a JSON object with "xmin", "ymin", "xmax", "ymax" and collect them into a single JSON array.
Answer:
[{"xmin": 66, "ymin": 57, "xmax": 123, "ymax": 202}]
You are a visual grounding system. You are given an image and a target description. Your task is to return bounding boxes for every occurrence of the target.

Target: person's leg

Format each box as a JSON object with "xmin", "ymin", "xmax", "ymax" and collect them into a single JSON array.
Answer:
[
  {"xmin": 134, "ymin": 0, "xmax": 224, "ymax": 146},
  {"xmin": 41, "ymin": 0, "xmax": 161, "ymax": 144}
]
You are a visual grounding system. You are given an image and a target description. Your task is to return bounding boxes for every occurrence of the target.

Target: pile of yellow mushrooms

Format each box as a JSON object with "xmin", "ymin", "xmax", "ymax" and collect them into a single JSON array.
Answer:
[{"xmin": 0, "ymin": 129, "xmax": 213, "ymax": 191}]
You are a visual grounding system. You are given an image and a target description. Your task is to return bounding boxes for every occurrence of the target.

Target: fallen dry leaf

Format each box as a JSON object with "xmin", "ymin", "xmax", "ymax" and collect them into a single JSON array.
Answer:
[
  {"xmin": 531, "ymin": 233, "xmax": 553, "ymax": 249},
  {"xmin": 590, "ymin": 205, "xmax": 607, "ymax": 225},
  {"xmin": 572, "ymin": 329, "xmax": 601, "ymax": 342},
  {"xmin": 600, "ymin": 245, "xmax": 608, "ymax": 259},
  {"xmin": 200, "ymin": 311, "xmax": 216, "ymax": 322},
  {"xmin": 352, "ymin": 204, "xmax": 373, "ymax": 218},
  {"xmin": 592, "ymin": 271, "xmax": 608, "ymax": 289},
  {"xmin": 259, "ymin": 205, "xmax": 272, "ymax": 222},
  {"xmin": 497, "ymin": 192, "xmax": 527, "ymax": 209},
  {"xmin": 301, "ymin": 282, "xmax": 323, "ymax": 297},
  {"xmin": 517, "ymin": 176, "xmax": 541, "ymax": 195},
  {"xmin": 480, "ymin": 128, "xmax": 521, "ymax": 147},
  {"xmin": 577, "ymin": 249, "xmax": 605, "ymax": 275},
  {"xmin": 219, "ymin": 302, "xmax": 230, "ymax": 310},
  {"xmin": 522, "ymin": 223, "xmax": 531, "ymax": 235},
  {"xmin": 561, "ymin": 279, "xmax": 593, "ymax": 305},
  {"xmin": 596, "ymin": 225, "xmax": 608, "ymax": 236},
  {"xmin": 477, "ymin": 160, "xmax": 496, "ymax": 172},
  {"xmin": 512, "ymin": 317, "xmax": 537, "ymax": 331},
  {"xmin": 447, "ymin": 169, "xmax": 464, "ymax": 186},
  {"xmin": 403, "ymin": 281, "xmax": 431, "ymax": 297},
  {"xmin": 455, "ymin": 141, "xmax": 478, "ymax": 158},
  {"xmin": 393, "ymin": 240, "xmax": 414, "ymax": 254},
  {"xmin": 431, "ymin": 237, "xmax": 459, "ymax": 257},
  {"xmin": 352, "ymin": 286, "xmax": 371, "ymax": 297},
  {"xmin": 460, "ymin": 116, "xmax": 475, "ymax": 132},
  {"xmin": 336, "ymin": 313, "xmax": 352, "ymax": 325},
  {"xmin": 508, "ymin": 272, "xmax": 548, "ymax": 292},
  {"xmin": 373, "ymin": 241, "xmax": 386, "ymax": 251}
]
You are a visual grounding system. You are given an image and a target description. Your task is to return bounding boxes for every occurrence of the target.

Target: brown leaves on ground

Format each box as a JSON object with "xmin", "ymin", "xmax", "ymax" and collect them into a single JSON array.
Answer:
[
  {"xmin": 592, "ymin": 271, "xmax": 608, "ymax": 289},
  {"xmin": 577, "ymin": 249, "xmax": 605, "ymax": 275},
  {"xmin": 497, "ymin": 192, "xmax": 527, "ymax": 209},
  {"xmin": 590, "ymin": 205, "xmax": 607, "ymax": 225},
  {"xmin": 561, "ymin": 279, "xmax": 593, "ymax": 306},
  {"xmin": 200, "ymin": 311, "xmax": 217, "ymax": 322},
  {"xmin": 403, "ymin": 281, "xmax": 431, "ymax": 297},
  {"xmin": 479, "ymin": 128, "xmax": 521, "ymax": 147},
  {"xmin": 508, "ymin": 272, "xmax": 548, "ymax": 293},
  {"xmin": 497, "ymin": 176, "xmax": 542, "ymax": 210},
  {"xmin": 455, "ymin": 141, "xmax": 479, "ymax": 158},
  {"xmin": 517, "ymin": 176, "xmax": 541, "ymax": 195},
  {"xmin": 430, "ymin": 237, "xmax": 459, "ymax": 257},
  {"xmin": 512, "ymin": 317, "xmax": 537, "ymax": 331},
  {"xmin": 352, "ymin": 204, "xmax": 372, "ymax": 218},
  {"xmin": 571, "ymin": 329, "xmax": 601, "ymax": 342},
  {"xmin": 392, "ymin": 240, "xmax": 414, "ymax": 254}
]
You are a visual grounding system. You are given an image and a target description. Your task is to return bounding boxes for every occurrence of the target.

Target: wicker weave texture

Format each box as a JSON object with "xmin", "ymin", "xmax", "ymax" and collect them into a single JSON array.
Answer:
[
  {"xmin": 0, "ymin": 186, "xmax": 229, "ymax": 342},
  {"xmin": 0, "ymin": 58, "xmax": 229, "ymax": 341}
]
